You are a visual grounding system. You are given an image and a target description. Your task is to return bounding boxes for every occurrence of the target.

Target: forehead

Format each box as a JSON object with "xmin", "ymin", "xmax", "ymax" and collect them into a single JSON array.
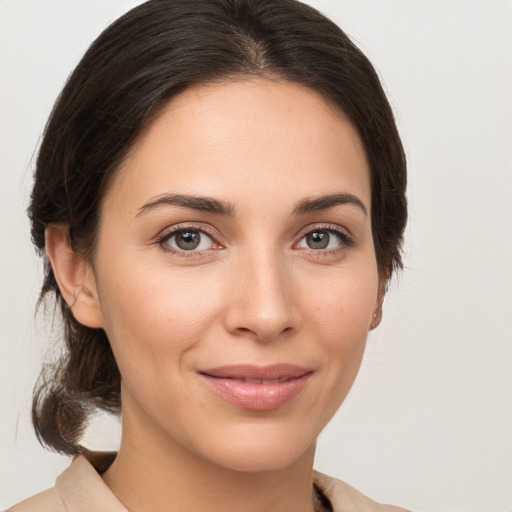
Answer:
[{"xmin": 104, "ymin": 79, "xmax": 371, "ymax": 215}]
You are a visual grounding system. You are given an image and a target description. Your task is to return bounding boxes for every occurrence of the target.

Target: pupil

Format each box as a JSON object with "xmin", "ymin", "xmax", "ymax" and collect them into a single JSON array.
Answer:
[
  {"xmin": 307, "ymin": 231, "xmax": 329, "ymax": 249},
  {"xmin": 176, "ymin": 230, "xmax": 200, "ymax": 250}
]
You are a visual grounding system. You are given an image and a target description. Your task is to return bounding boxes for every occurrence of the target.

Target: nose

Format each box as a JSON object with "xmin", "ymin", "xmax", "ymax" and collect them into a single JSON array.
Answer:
[{"xmin": 223, "ymin": 248, "xmax": 300, "ymax": 343}]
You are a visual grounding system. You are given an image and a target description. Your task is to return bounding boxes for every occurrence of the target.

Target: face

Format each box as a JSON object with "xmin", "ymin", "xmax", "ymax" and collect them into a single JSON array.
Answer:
[{"xmin": 90, "ymin": 79, "xmax": 382, "ymax": 472}]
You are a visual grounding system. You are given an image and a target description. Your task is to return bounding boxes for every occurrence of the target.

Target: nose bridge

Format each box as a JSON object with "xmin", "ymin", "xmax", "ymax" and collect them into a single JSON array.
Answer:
[{"xmin": 225, "ymin": 241, "xmax": 298, "ymax": 341}]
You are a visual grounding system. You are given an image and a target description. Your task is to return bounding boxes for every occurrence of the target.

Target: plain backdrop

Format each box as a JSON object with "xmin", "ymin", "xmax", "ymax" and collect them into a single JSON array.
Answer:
[{"xmin": 1, "ymin": 1, "xmax": 511, "ymax": 511}]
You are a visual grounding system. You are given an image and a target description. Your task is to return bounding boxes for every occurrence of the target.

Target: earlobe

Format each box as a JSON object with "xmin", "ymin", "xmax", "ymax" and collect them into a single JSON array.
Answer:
[
  {"xmin": 369, "ymin": 308, "xmax": 382, "ymax": 330},
  {"xmin": 45, "ymin": 224, "xmax": 104, "ymax": 328},
  {"xmin": 369, "ymin": 276, "xmax": 387, "ymax": 331}
]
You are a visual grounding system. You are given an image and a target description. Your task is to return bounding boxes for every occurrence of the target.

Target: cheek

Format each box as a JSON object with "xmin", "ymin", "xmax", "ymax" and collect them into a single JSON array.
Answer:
[
  {"xmin": 303, "ymin": 261, "xmax": 378, "ymax": 385},
  {"xmin": 292, "ymin": 268, "xmax": 377, "ymax": 433},
  {"xmin": 95, "ymin": 257, "xmax": 223, "ymax": 363},
  {"xmin": 304, "ymin": 265, "xmax": 378, "ymax": 339}
]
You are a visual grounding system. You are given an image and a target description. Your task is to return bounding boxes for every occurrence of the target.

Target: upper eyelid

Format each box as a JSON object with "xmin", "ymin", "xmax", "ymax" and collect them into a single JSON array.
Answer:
[
  {"xmin": 295, "ymin": 223, "xmax": 352, "ymax": 239},
  {"xmin": 157, "ymin": 223, "xmax": 220, "ymax": 241}
]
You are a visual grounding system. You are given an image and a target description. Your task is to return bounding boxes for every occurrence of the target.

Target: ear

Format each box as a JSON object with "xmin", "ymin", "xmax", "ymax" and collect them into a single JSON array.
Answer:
[
  {"xmin": 369, "ymin": 275, "xmax": 387, "ymax": 331},
  {"xmin": 45, "ymin": 224, "xmax": 104, "ymax": 328}
]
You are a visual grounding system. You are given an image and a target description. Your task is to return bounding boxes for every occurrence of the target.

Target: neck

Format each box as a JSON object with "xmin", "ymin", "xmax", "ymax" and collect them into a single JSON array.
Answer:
[{"xmin": 102, "ymin": 409, "xmax": 318, "ymax": 512}]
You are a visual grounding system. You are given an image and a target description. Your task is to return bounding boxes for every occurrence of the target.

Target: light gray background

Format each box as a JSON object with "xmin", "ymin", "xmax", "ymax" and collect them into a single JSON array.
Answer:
[{"xmin": 1, "ymin": 1, "xmax": 511, "ymax": 511}]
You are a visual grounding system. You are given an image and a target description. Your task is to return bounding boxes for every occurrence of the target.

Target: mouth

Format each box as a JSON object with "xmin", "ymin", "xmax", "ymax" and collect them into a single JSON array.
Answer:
[{"xmin": 198, "ymin": 364, "xmax": 313, "ymax": 410}]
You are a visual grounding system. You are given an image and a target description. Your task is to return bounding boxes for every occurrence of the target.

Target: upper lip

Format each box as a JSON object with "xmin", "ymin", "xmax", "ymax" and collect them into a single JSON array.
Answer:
[{"xmin": 199, "ymin": 364, "xmax": 312, "ymax": 381}]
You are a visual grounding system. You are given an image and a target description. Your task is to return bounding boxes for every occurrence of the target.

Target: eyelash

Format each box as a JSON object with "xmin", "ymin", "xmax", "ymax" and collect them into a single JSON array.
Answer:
[
  {"xmin": 155, "ymin": 223, "xmax": 354, "ymax": 258},
  {"xmin": 155, "ymin": 223, "xmax": 221, "ymax": 258},
  {"xmin": 294, "ymin": 224, "xmax": 354, "ymax": 256}
]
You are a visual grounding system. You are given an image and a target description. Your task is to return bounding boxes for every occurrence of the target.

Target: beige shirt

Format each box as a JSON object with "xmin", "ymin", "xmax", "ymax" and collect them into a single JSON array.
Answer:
[{"xmin": 7, "ymin": 453, "xmax": 411, "ymax": 512}]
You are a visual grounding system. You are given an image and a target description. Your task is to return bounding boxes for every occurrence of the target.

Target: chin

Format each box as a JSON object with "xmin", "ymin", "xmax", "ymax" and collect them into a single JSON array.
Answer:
[
  {"xmin": 210, "ymin": 447, "xmax": 313, "ymax": 473},
  {"xmin": 193, "ymin": 423, "xmax": 317, "ymax": 473}
]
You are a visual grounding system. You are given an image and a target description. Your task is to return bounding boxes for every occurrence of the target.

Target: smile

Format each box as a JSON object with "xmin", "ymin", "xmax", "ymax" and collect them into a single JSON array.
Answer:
[{"xmin": 198, "ymin": 364, "xmax": 313, "ymax": 410}]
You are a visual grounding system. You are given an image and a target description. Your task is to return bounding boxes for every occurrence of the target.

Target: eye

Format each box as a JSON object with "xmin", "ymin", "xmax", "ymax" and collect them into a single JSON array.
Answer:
[
  {"xmin": 295, "ymin": 228, "xmax": 350, "ymax": 251},
  {"xmin": 162, "ymin": 228, "xmax": 216, "ymax": 252}
]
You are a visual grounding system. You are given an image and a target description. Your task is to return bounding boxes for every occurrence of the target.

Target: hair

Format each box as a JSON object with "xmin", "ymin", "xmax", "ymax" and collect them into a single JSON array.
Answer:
[{"xmin": 29, "ymin": 0, "xmax": 407, "ymax": 455}]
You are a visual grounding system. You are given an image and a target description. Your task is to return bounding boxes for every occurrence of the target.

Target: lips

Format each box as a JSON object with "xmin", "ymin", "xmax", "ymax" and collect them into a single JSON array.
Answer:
[{"xmin": 198, "ymin": 364, "xmax": 312, "ymax": 410}]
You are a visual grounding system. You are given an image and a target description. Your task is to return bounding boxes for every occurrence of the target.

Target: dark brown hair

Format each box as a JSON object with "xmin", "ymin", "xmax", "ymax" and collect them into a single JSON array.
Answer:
[{"xmin": 30, "ymin": 0, "xmax": 407, "ymax": 455}]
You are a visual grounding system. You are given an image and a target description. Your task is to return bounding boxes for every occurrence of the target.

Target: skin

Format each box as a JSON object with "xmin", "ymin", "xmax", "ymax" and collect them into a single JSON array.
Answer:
[{"xmin": 47, "ymin": 79, "xmax": 384, "ymax": 512}]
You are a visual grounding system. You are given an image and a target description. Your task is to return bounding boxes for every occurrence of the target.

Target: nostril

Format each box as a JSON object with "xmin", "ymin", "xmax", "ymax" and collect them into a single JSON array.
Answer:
[{"xmin": 238, "ymin": 324, "xmax": 295, "ymax": 342}]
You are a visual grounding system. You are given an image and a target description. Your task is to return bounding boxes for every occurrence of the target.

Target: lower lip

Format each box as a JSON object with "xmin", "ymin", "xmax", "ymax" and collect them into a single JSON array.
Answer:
[{"xmin": 199, "ymin": 373, "xmax": 312, "ymax": 411}]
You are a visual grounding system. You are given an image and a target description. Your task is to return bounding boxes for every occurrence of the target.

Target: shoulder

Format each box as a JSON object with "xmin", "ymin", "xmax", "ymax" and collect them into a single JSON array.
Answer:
[
  {"xmin": 6, "ymin": 487, "xmax": 66, "ymax": 512},
  {"xmin": 314, "ymin": 471, "xmax": 413, "ymax": 512},
  {"xmin": 6, "ymin": 452, "xmax": 125, "ymax": 512}
]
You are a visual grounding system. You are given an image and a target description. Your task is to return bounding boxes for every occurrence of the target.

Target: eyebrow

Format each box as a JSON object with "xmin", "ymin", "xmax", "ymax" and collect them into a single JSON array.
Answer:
[
  {"xmin": 136, "ymin": 193, "xmax": 236, "ymax": 218},
  {"xmin": 136, "ymin": 191, "xmax": 367, "ymax": 218},
  {"xmin": 293, "ymin": 193, "xmax": 368, "ymax": 216}
]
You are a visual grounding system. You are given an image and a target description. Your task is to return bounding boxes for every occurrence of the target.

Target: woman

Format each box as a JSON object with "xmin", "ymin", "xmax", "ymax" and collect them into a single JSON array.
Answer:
[{"xmin": 9, "ymin": 0, "xmax": 408, "ymax": 510}]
